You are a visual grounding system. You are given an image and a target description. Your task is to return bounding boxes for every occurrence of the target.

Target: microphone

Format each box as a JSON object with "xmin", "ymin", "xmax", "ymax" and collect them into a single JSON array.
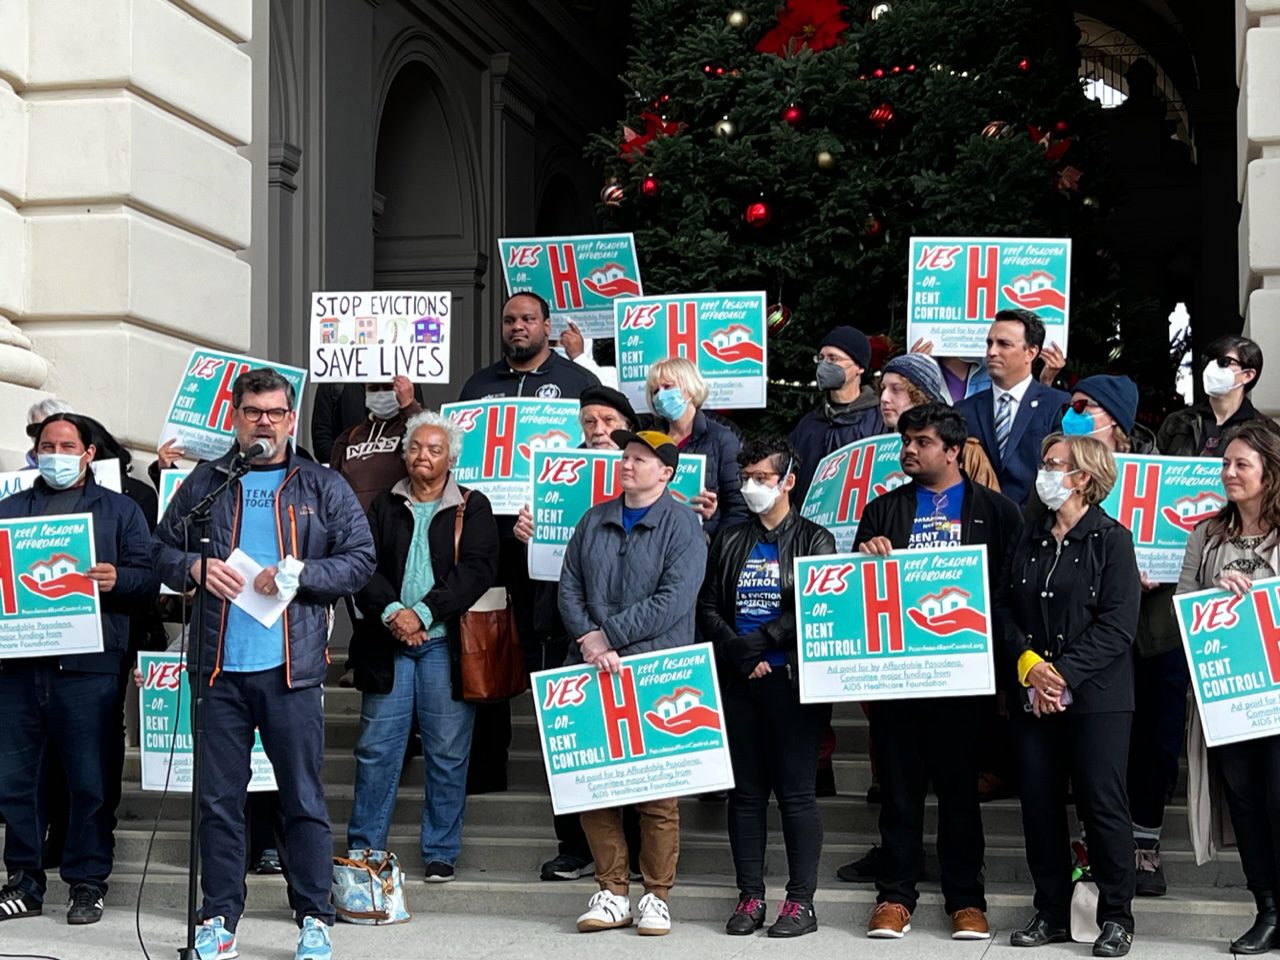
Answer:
[{"xmin": 235, "ymin": 438, "xmax": 273, "ymax": 465}]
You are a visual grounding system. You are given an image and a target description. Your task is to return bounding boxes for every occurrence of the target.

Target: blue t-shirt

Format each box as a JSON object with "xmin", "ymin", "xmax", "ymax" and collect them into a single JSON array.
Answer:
[
  {"xmin": 622, "ymin": 503, "xmax": 653, "ymax": 534},
  {"xmin": 223, "ymin": 466, "xmax": 287, "ymax": 672},
  {"xmin": 909, "ymin": 480, "xmax": 964, "ymax": 549},
  {"xmin": 735, "ymin": 542, "xmax": 787, "ymax": 666}
]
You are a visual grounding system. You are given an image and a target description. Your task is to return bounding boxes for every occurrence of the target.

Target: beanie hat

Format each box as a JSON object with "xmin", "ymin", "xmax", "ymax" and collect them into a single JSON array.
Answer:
[
  {"xmin": 1074, "ymin": 374, "xmax": 1138, "ymax": 435},
  {"xmin": 579, "ymin": 385, "xmax": 639, "ymax": 431},
  {"xmin": 819, "ymin": 326, "xmax": 872, "ymax": 371},
  {"xmin": 883, "ymin": 354, "xmax": 950, "ymax": 407}
]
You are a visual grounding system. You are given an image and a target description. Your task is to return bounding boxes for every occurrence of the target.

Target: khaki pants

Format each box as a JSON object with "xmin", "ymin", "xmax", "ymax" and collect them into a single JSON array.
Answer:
[{"xmin": 579, "ymin": 798, "xmax": 680, "ymax": 899}]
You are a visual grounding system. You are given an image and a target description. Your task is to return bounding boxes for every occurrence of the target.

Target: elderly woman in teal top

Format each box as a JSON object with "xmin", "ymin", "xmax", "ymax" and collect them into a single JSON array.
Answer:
[{"xmin": 349, "ymin": 411, "xmax": 500, "ymax": 882}]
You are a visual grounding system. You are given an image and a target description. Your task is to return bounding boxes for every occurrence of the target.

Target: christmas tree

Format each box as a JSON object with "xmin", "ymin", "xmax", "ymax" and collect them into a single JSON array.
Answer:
[{"xmin": 591, "ymin": 0, "xmax": 1126, "ymax": 430}]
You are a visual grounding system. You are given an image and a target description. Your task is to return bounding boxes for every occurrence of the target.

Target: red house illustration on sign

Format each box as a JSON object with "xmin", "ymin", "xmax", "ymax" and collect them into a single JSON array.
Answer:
[{"xmin": 645, "ymin": 685, "xmax": 721, "ymax": 736}]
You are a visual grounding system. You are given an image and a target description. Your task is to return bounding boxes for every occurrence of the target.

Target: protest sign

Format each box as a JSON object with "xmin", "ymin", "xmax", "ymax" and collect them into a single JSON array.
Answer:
[
  {"xmin": 160, "ymin": 349, "xmax": 307, "ymax": 462},
  {"xmin": 532, "ymin": 644, "xmax": 734, "ymax": 815},
  {"xmin": 441, "ymin": 398, "xmax": 582, "ymax": 515},
  {"xmin": 907, "ymin": 237, "xmax": 1071, "ymax": 357},
  {"xmin": 615, "ymin": 292, "xmax": 768, "ymax": 412},
  {"xmin": 1175, "ymin": 578, "xmax": 1280, "ymax": 747},
  {"xmin": 138, "ymin": 651, "xmax": 277, "ymax": 791},
  {"xmin": 800, "ymin": 436, "xmax": 909, "ymax": 551},
  {"xmin": 794, "ymin": 545, "xmax": 994, "ymax": 704},
  {"xmin": 498, "ymin": 233, "xmax": 643, "ymax": 338},
  {"xmin": 309, "ymin": 291, "xmax": 451, "ymax": 384},
  {"xmin": 156, "ymin": 469, "xmax": 192, "ymax": 595},
  {"xmin": 0, "ymin": 459, "xmax": 123, "ymax": 503},
  {"xmin": 0, "ymin": 513, "xmax": 102, "ymax": 659},
  {"xmin": 1103, "ymin": 455, "xmax": 1226, "ymax": 582},
  {"xmin": 526, "ymin": 449, "xmax": 707, "ymax": 582}
]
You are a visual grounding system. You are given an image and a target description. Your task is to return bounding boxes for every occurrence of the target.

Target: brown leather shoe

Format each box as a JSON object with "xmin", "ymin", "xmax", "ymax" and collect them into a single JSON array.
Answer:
[
  {"xmin": 867, "ymin": 902, "xmax": 912, "ymax": 939},
  {"xmin": 951, "ymin": 907, "xmax": 991, "ymax": 940}
]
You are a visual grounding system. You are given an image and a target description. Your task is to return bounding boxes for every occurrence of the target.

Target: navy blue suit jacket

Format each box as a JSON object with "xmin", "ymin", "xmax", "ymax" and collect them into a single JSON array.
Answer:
[{"xmin": 956, "ymin": 381, "xmax": 1070, "ymax": 508}]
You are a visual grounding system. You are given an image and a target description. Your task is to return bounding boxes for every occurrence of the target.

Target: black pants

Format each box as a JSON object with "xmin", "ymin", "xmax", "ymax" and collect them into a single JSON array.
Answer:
[
  {"xmin": 724, "ymin": 672, "xmax": 829, "ymax": 903},
  {"xmin": 1012, "ymin": 709, "xmax": 1135, "ymax": 932},
  {"xmin": 199, "ymin": 667, "xmax": 331, "ymax": 930},
  {"xmin": 1217, "ymin": 734, "xmax": 1280, "ymax": 896},
  {"xmin": 871, "ymin": 697, "xmax": 986, "ymax": 914},
  {"xmin": 1127, "ymin": 649, "xmax": 1188, "ymax": 835}
]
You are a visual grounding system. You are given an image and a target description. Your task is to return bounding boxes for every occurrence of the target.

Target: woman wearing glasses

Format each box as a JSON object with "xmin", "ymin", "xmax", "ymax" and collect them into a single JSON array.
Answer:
[
  {"xmin": 998, "ymin": 433, "xmax": 1140, "ymax": 958},
  {"xmin": 698, "ymin": 437, "xmax": 835, "ymax": 939}
]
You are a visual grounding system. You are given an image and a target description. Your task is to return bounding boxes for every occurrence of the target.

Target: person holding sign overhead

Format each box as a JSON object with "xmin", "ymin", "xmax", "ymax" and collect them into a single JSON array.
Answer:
[
  {"xmin": 855, "ymin": 405, "xmax": 1023, "ymax": 941},
  {"xmin": 645, "ymin": 357, "xmax": 747, "ymax": 537},
  {"xmin": 1177, "ymin": 421, "xmax": 1280, "ymax": 955},
  {"xmin": 559, "ymin": 430, "xmax": 707, "ymax": 937},
  {"xmin": 0, "ymin": 413, "xmax": 157, "ymax": 926},
  {"xmin": 152, "ymin": 368, "xmax": 375, "ymax": 960},
  {"xmin": 998, "ymin": 433, "xmax": 1139, "ymax": 957},
  {"xmin": 698, "ymin": 436, "xmax": 836, "ymax": 938}
]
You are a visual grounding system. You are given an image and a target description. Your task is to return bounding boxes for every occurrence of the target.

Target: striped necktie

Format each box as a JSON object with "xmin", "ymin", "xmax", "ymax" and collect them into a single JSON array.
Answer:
[{"xmin": 995, "ymin": 392, "xmax": 1013, "ymax": 458}]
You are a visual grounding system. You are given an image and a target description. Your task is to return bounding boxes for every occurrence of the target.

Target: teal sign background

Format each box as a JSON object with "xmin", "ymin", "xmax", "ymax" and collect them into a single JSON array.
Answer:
[{"xmin": 800, "ymin": 436, "xmax": 908, "ymax": 551}]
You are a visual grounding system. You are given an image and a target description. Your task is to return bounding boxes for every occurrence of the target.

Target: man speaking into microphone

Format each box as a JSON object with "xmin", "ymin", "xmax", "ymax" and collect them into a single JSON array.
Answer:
[{"xmin": 154, "ymin": 368, "xmax": 375, "ymax": 960}]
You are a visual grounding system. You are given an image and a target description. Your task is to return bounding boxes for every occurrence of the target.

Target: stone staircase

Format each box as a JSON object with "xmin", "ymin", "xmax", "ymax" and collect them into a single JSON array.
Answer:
[{"xmin": 25, "ymin": 651, "xmax": 1257, "ymax": 938}]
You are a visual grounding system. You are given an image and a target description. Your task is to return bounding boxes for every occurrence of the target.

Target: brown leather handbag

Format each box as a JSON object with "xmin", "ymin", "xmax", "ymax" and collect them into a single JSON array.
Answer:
[{"xmin": 454, "ymin": 493, "xmax": 527, "ymax": 702}]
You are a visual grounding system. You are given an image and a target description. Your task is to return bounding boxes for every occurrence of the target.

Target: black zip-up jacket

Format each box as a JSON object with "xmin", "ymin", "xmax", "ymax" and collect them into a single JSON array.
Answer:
[
  {"xmin": 352, "ymin": 475, "xmax": 499, "ymax": 699},
  {"xmin": 698, "ymin": 508, "xmax": 836, "ymax": 688},
  {"xmin": 457, "ymin": 350, "xmax": 600, "ymax": 401},
  {"xmin": 997, "ymin": 506, "xmax": 1140, "ymax": 714}
]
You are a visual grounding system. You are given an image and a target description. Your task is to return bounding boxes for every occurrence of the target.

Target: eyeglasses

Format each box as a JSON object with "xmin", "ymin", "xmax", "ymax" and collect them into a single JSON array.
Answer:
[
  {"xmin": 1040, "ymin": 457, "xmax": 1072, "ymax": 471},
  {"xmin": 239, "ymin": 406, "xmax": 290, "ymax": 424},
  {"xmin": 1204, "ymin": 355, "xmax": 1245, "ymax": 370},
  {"xmin": 1068, "ymin": 398, "xmax": 1102, "ymax": 414},
  {"xmin": 813, "ymin": 353, "xmax": 853, "ymax": 366},
  {"xmin": 739, "ymin": 471, "xmax": 780, "ymax": 484}
]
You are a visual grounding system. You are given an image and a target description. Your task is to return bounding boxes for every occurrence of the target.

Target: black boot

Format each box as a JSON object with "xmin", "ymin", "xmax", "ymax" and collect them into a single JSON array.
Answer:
[{"xmin": 1231, "ymin": 893, "xmax": 1279, "ymax": 955}]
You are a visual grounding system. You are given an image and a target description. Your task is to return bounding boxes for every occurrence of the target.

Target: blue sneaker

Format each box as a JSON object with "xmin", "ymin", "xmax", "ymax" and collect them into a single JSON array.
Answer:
[
  {"xmin": 194, "ymin": 916, "xmax": 238, "ymax": 960},
  {"xmin": 295, "ymin": 916, "xmax": 332, "ymax": 960}
]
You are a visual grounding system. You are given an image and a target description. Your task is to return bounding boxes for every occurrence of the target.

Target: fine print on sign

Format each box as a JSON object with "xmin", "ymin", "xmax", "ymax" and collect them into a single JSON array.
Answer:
[
  {"xmin": 532, "ymin": 645, "xmax": 734, "ymax": 815},
  {"xmin": 614, "ymin": 292, "xmax": 768, "ymax": 412},
  {"xmin": 309, "ymin": 291, "xmax": 451, "ymax": 383},
  {"xmin": 1103, "ymin": 455, "xmax": 1226, "ymax": 583},
  {"xmin": 0, "ymin": 513, "xmax": 103, "ymax": 659},
  {"xmin": 499, "ymin": 233, "xmax": 643, "ymax": 339},
  {"xmin": 1176, "ymin": 578, "xmax": 1280, "ymax": 748},
  {"xmin": 907, "ymin": 237, "xmax": 1071, "ymax": 359},
  {"xmin": 801, "ymin": 436, "xmax": 909, "ymax": 551},
  {"xmin": 794, "ymin": 546, "xmax": 995, "ymax": 704},
  {"xmin": 159, "ymin": 349, "xmax": 308, "ymax": 463}
]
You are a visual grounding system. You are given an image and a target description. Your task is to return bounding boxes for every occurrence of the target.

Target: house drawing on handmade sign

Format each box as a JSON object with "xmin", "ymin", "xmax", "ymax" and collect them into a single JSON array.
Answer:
[
  {"xmin": 1010, "ymin": 270, "xmax": 1055, "ymax": 298},
  {"xmin": 1173, "ymin": 491, "xmax": 1226, "ymax": 521},
  {"xmin": 355, "ymin": 316, "xmax": 377, "ymax": 344},
  {"xmin": 710, "ymin": 324, "xmax": 752, "ymax": 351},
  {"xmin": 589, "ymin": 262, "xmax": 627, "ymax": 286},
  {"xmin": 879, "ymin": 471, "xmax": 910, "ymax": 492},
  {"xmin": 319, "ymin": 318, "xmax": 339, "ymax": 344},
  {"xmin": 413, "ymin": 316, "xmax": 444, "ymax": 344},
  {"xmin": 29, "ymin": 553, "xmax": 80, "ymax": 583},
  {"xmin": 653, "ymin": 686, "xmax": 703, "ymax": 721},
  {"xmin": 918, "ymin": 587, "xmax": 971, "ymax": 620}
]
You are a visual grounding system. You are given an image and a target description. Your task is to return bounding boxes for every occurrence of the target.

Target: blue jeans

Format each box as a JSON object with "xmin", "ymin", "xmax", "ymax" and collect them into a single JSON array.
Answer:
[
  {"xmin": 348, "ymin": 641, "xmax": 476, "ymax": 865},
  {"xmin": 0, "ymin": 663, "xmax": 119, "ymax": 901}
]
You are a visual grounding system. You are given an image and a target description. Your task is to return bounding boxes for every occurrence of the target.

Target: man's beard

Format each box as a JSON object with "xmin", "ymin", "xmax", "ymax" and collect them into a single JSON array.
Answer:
[{"xmin": 502, "ymin": 338, "xmax": 544, "ymax": 363}]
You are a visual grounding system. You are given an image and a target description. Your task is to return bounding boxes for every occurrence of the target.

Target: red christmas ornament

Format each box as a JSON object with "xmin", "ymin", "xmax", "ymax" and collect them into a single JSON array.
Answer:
[
  {"xmin": 755, "ymin": 0, "xmax": 850, "ymax": 57},
  {"xmin": 864, "ymin": 215, "xmax": 883, "ymax": 237},
  {"xmin": 744, "ymin": 199, "xmax": 773, "ymax": 228},
  {"xmin": 766, "ymin": 303, "xmax": 792, "ymax": 335},
  {"xmin": 907, "ymin": 63, "xmax": 917, "ymax": 72},
  {"xmin": 869, "ymin": 102, "xmax": 896, "ymax": 129},
  {"xmin": 715, "ymin": 65, "xmax": 726, "ymax": 76},
  {"xmin": 782, "ymin": 102, "xmax": 806, "ymax": 126},
  {"xmin": 1055, "ymin": 119, "xmax": 1070, "ymax": 134},
  {"xmin": 1017, "ymin": 57, "xmax": 1031, "ymax": 71},
  {"xmin": 892, "ymin": 65, "xmax": 901, "ymax": 74},
  {"xmin": 873, "ymin": 68, "xmax": 884, "ymax": 79},
  {"xmin": 639, "ymin": 176, "xmax": 661, "ymax": 197}
]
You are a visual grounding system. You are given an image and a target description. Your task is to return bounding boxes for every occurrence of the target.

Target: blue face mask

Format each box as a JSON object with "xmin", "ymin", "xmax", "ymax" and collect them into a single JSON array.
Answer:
[
  {"xmin": 38, "ymin": 453, "xmax": 86, "ymax": 490},
  {"xmin": 653, "ymin": 387, "xmax": 688, "ymax": 422},
  {"xmin": 1061, "ymin": 407, "xmax": 1097, "ymax": 437}
]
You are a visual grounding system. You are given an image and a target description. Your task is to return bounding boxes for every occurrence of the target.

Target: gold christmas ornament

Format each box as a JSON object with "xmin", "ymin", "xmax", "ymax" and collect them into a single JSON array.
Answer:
[
  {"xmin": 714, "ymin": 116, "xmax": 736, "ymax": 138},
  {"xmin": 726, "ymin": 9, "xmax": 748, "ymax": 29},
  {"xmin": 816, "ymin": 150, "xmax": 836, "ymax": 170}
]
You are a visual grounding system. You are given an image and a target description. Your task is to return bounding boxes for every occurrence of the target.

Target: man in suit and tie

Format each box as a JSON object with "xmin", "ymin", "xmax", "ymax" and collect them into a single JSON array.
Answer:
[{"xmin": 955, "ymin": 309, "xmax": 1070, "ymax": 507}]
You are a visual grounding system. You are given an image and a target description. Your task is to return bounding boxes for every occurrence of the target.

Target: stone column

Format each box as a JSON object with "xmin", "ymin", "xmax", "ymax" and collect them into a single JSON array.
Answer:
[
  {"xmin": 1240, "ymin": 0, "xmax": 1280, "ymax": 414},
  {"xmin": 0, "ymin": 0, "xmax": 254, "ymax": 465}
]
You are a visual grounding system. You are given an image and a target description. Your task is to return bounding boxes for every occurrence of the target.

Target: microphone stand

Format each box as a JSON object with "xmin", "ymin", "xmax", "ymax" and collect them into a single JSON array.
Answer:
[{"xmin": 177, "ymin": 452, "xmax": 253, "ymax": 960}]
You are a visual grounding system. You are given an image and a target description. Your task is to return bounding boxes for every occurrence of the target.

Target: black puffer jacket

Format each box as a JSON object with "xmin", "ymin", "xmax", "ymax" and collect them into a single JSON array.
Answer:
[{"xmin": 698, "ymin": 508, "xmax": 836, "ymax": 689}]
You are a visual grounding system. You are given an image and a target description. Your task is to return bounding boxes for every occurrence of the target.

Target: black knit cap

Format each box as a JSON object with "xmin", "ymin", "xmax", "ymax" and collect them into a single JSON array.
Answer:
[{"xmin": 579, "ymin": 385, "xmax": 638, "ymax": 430}]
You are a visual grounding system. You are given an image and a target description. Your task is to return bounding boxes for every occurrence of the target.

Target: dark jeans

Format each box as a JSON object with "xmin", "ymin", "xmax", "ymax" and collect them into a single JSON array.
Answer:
[
  {"xmin": 0, "ymin": 663, "xmax": 119, "ymax": 901},
  {"xmin": 871, "ymin": 697, "xmax": 986, "ymax": 914},
  {"xmin": 199, "ymin": 667, "xmax": 332, "ymax": 930},
  {"xmin": 1012, "ymin": 709, "xmax": 1135, "ymax": 932},
  {"xmin": 1127, "ymin": 649, "xmax": 1189, "ymax": 835},
  {"xmin": 1217, "ymin": 734, "xmax": 1280, "ymax": 896},
  {"xmin": 724, "ymin": 673, "xmax": 829, "ymax": 903}
]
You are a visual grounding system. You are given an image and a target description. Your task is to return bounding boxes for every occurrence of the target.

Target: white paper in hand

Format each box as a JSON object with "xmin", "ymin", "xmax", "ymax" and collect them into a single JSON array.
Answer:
[{"xmin": 225, "ymin": 548, "xmax": 295, "ymax": 629}]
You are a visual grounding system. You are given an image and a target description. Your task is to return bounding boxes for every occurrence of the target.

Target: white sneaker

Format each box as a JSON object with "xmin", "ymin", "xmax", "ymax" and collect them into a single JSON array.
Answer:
[
  {"xmin": 636, "ymin": 893, "xmax": 671, "ymax": 936},
  {"xmin": 576, "ymin": 890, "xmax": 632, "ymax": 932}
]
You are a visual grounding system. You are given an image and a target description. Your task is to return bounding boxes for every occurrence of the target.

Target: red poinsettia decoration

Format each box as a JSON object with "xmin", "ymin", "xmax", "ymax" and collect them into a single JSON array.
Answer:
[
  {"xmin": 619, "ymin": 111, "xmax": 684, "ymax": 162},
  {"xmin": 756, "ymin": 0, "xmax": 849, "ymax": 57}
]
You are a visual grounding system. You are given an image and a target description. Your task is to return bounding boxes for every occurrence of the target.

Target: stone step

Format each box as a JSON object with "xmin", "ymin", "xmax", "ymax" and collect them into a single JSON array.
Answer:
[{"xmin": 47, "ymin": 871, "xmax": 1254, "ymax": 941}]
